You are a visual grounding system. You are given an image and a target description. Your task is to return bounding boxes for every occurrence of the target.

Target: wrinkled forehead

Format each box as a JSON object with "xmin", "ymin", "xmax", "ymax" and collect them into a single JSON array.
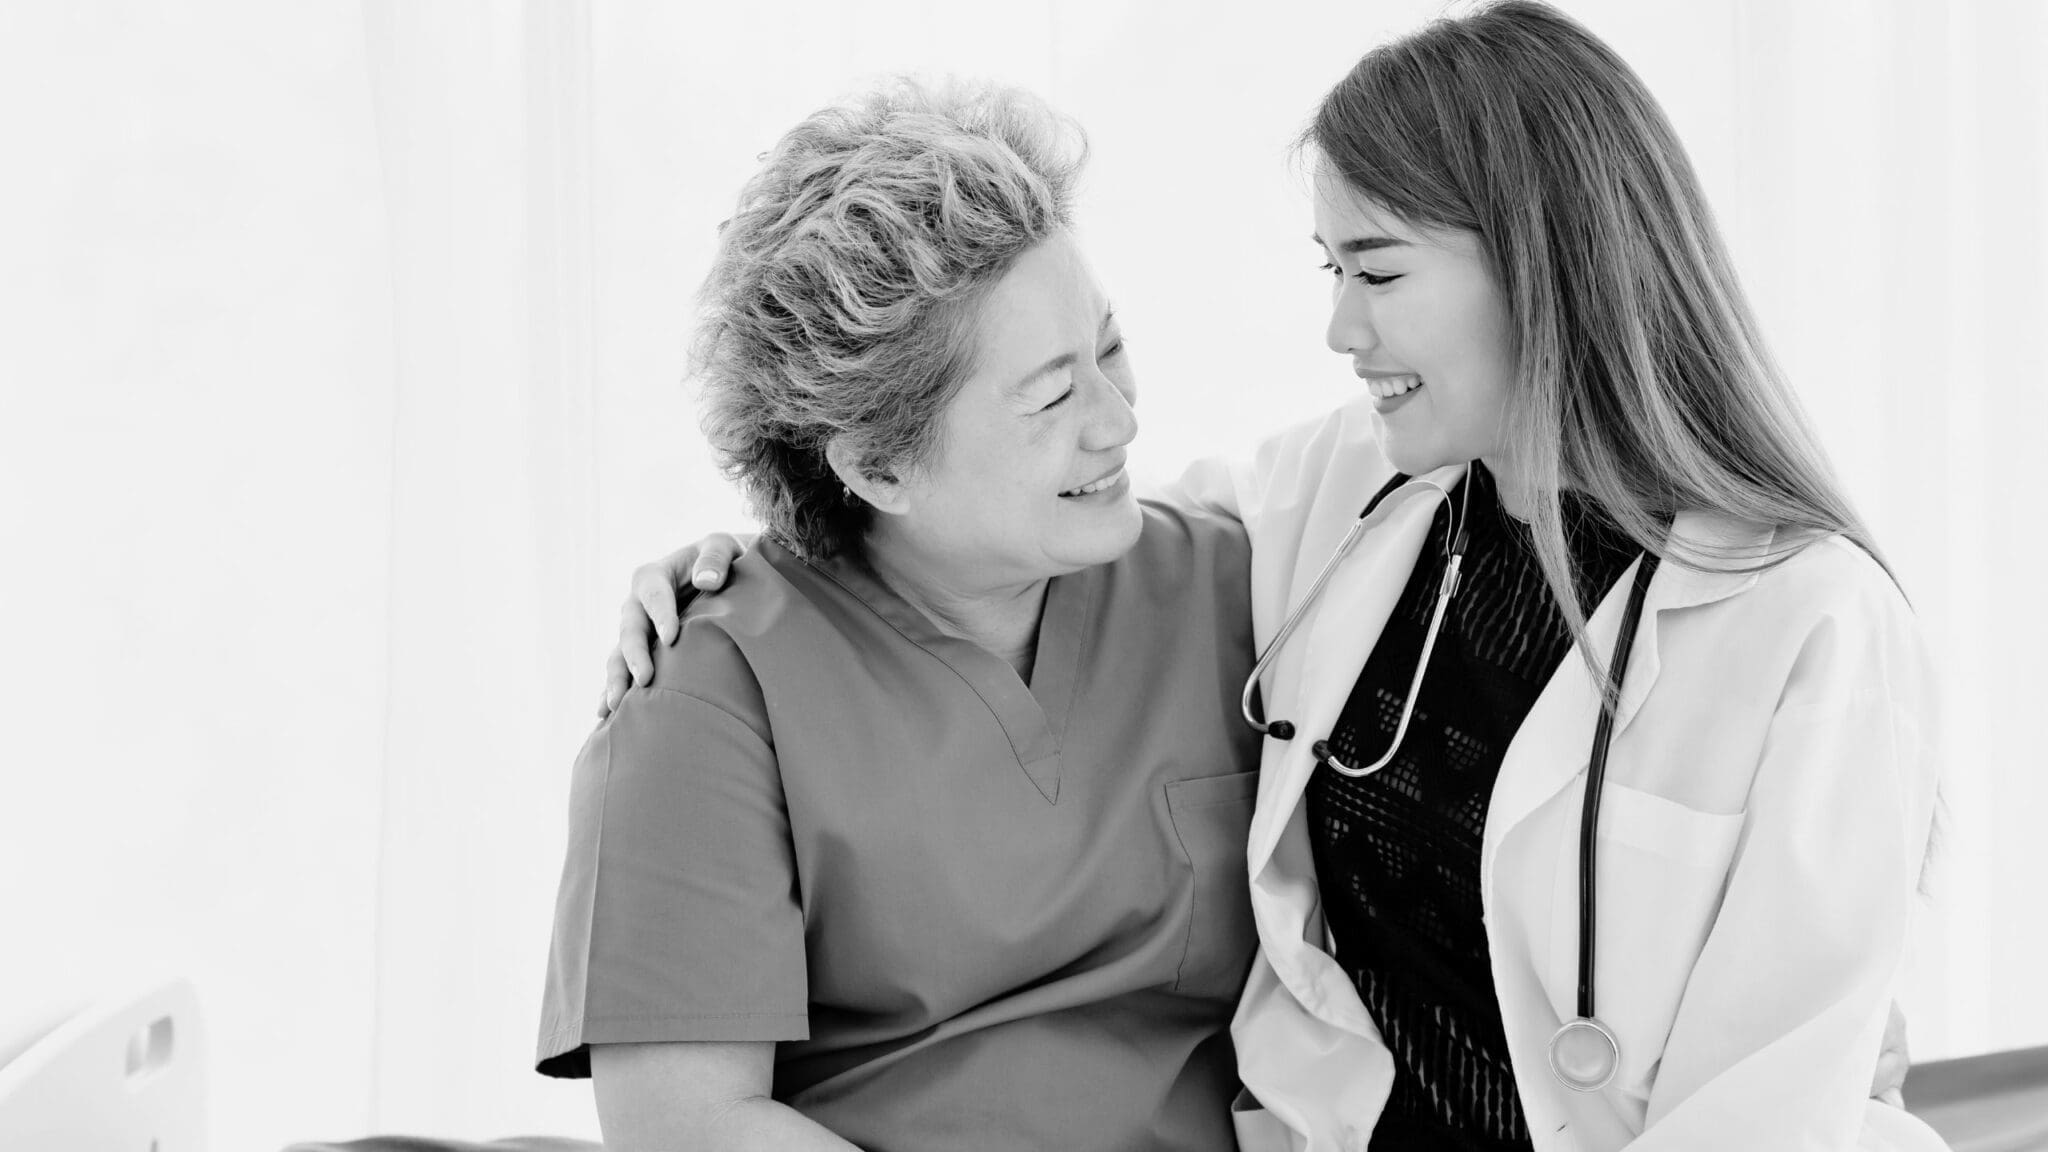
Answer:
[{"xmin": 964, "ymin": 235, "xmax": 1105, "ymax": 358}]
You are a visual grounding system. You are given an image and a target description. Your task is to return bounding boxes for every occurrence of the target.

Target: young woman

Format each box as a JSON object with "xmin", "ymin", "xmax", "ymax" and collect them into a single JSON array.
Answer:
[{"xmin": 609, "ymin": 4, "xmax": 1941, "ymax": 1149}]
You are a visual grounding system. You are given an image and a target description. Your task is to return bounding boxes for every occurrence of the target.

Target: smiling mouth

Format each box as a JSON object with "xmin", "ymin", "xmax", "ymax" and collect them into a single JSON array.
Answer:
[
  {"xmin": 1365, "ymin": 374, "xmax": 1424, "ymax": 398},
  {"xmin": 1060, "ymin": 466, "xmax": 1125, "ymax": 498}
]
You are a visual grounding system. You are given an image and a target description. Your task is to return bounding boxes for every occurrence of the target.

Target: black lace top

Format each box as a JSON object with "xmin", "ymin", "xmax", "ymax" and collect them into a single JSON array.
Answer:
[{"xmin": 1306, "ymin": 463, "xmax": 1642, "ymax": 1151}]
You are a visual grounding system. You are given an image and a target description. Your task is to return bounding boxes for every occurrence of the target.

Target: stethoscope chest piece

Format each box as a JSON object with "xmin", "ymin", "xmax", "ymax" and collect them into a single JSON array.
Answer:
[{"xmin": 1547, "ymin": 1016, "xmax": 1620, "ymax": 1092}]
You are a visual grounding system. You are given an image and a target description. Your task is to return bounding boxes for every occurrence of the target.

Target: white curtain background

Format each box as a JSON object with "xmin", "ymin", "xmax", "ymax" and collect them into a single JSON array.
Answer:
[
  {"xmin": 1, "ymin": 2, "xmax": 396, "ymax": 1148},
  {"xmin": 1, "ymin": 1, "xmax": 2041, "ymax": 1146}
]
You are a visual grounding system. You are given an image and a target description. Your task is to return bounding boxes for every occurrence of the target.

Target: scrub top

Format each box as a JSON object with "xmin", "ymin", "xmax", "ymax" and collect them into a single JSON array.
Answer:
[{"xmin": 538, "ymin": 500, "xmax": 1262, "ymax": 1152}]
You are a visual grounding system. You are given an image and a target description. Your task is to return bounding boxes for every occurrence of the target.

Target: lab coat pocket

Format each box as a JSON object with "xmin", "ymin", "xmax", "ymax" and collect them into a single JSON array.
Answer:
[
  {"xmin": 1563, "ymin": 781, "xmax": 1745, "ymax": 1095},
  {"xmin": 1167, "ymin": 770, "xmax": 1260, "ymax": 1000},
  {"xmin": 1597, "ymin": 782, "xmax": 1745, "ymax": 867}
]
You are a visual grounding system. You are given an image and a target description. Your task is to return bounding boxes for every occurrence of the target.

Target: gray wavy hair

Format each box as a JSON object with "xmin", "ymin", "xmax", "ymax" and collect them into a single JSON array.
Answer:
[{"xmin": 691, "ymin": 78, "xmax": 1087, "ymax": 560}]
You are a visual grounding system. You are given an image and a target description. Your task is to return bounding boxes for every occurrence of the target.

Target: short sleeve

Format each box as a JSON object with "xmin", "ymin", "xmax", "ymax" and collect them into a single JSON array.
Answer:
[{"xmin": 536, "ymin": 668, "xmax": 809, "ymax": 1078}]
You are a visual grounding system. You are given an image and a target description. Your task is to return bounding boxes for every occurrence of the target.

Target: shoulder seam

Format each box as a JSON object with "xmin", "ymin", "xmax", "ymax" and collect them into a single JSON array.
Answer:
[{"xmin": 634, "ymin": 685, "xmax": 773, "ymax": 749}]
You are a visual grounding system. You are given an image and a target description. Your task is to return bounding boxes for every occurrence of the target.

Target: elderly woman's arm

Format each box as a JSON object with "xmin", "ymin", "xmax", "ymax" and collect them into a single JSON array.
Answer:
[{"xmin": 593, "ymin": 1041, "xmax": 858, "ymax": 1152}]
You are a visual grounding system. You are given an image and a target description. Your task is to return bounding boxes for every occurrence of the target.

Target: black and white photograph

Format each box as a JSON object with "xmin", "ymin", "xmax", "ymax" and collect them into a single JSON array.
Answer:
[{"xmin": 2, "ymin": 1, "xmax": 2045, "ymax": 1150}]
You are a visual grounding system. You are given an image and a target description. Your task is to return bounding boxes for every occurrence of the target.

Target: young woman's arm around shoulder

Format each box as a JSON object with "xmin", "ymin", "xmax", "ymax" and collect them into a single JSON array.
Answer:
[
  {"xmin": 592, "ymin": 1042, "xmax": 857, "ymax": 1152},
  {"xmin": 1157, "ymin": 397, "xmax": 1386, "ymax": 537}
]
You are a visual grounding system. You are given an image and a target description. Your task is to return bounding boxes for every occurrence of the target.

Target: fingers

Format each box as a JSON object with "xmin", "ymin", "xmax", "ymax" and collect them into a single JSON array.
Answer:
[
  {"xmin": 688, "ymin": 533, "xmax": 745, "ymax": 599},
  {"xmin": 1870, "ymin": 1000, "xmax": 1909, "ymax": 1105},
  {"xmin": 619, "ymin": 598, "xmax": 657, "ymax": 688},
  {"xmin": 599, "ymin": 649, "xmax": 631, "ymax": 718},
  {"xmin": 634, "ymin": 550, "xmax": 692, "ymax": 648},
  {"xmin": 635, "ymin": 534, "xmax": 747, "ymax": 646},
  {"xmin": 606, "ymin": 534, "xmax": 751, "ymax": 712}
]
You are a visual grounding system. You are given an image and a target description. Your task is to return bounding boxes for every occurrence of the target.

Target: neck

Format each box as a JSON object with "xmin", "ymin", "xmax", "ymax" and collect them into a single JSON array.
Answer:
[
  {"xmin": 863, "ymin": 534, "xmax": 1049, "ymax": 680},
  {"xmin": 1480, "ymin": 454, "xmax": 1539, "ymax": 522}
]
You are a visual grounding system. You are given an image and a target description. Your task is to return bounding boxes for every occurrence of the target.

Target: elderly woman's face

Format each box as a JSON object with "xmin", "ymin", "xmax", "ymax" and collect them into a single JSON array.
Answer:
[{"xmin": 889, "ymin": 232, "xmax": 1141, "ymax": 585}]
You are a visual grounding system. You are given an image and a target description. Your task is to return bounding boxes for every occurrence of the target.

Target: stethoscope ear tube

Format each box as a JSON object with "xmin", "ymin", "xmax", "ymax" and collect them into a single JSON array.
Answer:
[{"xmin": 1238, "ymin": 471, "xmax": 1412, "ymax": 740}]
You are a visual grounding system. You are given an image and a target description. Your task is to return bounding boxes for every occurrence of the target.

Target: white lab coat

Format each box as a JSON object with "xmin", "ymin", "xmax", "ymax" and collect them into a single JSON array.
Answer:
[{"xmin": 1174, "ymin": 399, "xmax": 1947, "ymax": 1152}]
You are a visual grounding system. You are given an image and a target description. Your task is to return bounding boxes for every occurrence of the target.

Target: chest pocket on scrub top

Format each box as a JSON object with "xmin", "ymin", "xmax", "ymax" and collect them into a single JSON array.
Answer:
[{"xmin": 1166, "ymin": 770, "xmax": 1261, "ymax": 1000}]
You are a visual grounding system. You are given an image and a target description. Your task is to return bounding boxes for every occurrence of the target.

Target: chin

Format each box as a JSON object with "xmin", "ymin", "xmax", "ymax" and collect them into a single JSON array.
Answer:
[
  {"xmin": 1061, "ymin": 496, "xmax": 1144, "ymax": 569},
  {"xmin": 1376, "ymin": 433, "xmax": 1455, "ymax": 479}
]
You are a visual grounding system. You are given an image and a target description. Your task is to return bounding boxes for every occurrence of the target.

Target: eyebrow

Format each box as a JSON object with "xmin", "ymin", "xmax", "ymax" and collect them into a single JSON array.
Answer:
[
  {"xmin": 1311, "ymin": 232, "xmax": 1410, "ymax": 254},
  {"xmin": 1007, "ymin": 305, "xmax": 1118, "ymax": 396}
]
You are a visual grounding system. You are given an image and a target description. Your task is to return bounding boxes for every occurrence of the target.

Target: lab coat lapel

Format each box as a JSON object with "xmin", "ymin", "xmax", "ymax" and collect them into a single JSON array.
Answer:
[
  {"xmin": 1479, "ymin": 554, "xmax": 1637, "ymax": 908},
  {"xmin": 1248, "ymin": 465, "xmax": 1466, "ymax": 875},
  {"xmin": 1480, "ymin": 511, "xmax": 1772, "ymax": 903}
]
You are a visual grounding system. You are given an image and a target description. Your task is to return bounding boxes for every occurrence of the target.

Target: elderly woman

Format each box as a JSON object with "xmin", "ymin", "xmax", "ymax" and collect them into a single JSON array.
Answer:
[{"xmin": 536, "ymin": 82, "xmax": 1260, "ymax": 1152}]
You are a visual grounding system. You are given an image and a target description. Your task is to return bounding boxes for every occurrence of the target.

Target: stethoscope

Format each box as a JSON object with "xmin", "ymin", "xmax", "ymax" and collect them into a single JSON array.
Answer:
[{"xmin": 1239, "ymin": 468, "xmax": 1665, "ymax": 1095}]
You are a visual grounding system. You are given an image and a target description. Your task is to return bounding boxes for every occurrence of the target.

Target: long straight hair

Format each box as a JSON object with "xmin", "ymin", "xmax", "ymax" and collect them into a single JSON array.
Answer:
[{"xmin": 1307, "ymin": 0, "xmax": 1892, "ymax": 693}]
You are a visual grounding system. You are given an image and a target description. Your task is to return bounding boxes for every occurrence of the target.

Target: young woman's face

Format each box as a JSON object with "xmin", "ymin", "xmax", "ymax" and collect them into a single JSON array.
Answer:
[
  {"xmin": 1312, "ymin": 173, "xmax": 1518, "ymax": 479},
  {"xmin": 882, "ymin": 232, "xmax": 1142, "ymax": 587}
]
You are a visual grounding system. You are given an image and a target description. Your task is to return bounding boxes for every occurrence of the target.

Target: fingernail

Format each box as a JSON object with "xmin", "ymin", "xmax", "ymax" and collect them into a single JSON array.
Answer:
[{"xmin": 692, "ymin": 568, "xmax": 718, "ymax": 589}]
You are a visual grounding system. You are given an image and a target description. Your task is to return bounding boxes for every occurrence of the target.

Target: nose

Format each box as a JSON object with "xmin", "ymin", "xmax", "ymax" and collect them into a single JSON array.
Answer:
[
  {"xmin": 1083, "ymin": 368, "xmax": 1139, "ymax": 451},
  {"xmin": 1325, "ymin": 279, "xmax": 1377, "ymax": 358}
]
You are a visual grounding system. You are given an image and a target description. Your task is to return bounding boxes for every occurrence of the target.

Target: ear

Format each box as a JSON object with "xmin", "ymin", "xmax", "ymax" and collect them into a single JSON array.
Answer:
[{"xmin": 825, "ymin": 437, "xmax": 910, "ymax": 516}]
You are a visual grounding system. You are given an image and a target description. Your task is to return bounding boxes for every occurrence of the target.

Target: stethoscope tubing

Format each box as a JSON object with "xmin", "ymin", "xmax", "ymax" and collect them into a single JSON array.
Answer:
[
  {"xmin": 1577, "ymin": 545, "xmax": 1663, "ymax": 1020},
  {"xmin": 1239, "ymin": 470, "xmax": 1426, "ymax": 744},
  {"xmin": 1313, "ymin": 475, "xmax": 1471, "ymax": 778},
  {"xmin": 1238, "ymin": 463, "xmax": 1669, "ymax": 1093}
]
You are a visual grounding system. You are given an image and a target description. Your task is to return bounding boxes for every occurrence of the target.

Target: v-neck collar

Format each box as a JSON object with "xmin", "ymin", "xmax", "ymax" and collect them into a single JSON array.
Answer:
[{"xmin": 801, "ymin": 548, "xmax": 1096, "ymax": 804}]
